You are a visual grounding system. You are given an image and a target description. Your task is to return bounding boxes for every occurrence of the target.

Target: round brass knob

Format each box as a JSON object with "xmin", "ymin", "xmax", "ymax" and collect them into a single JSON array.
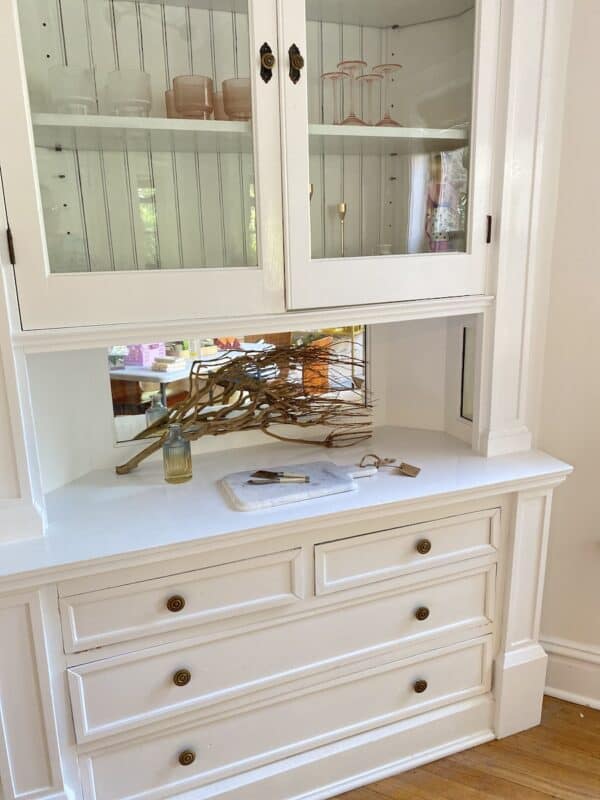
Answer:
[
  {"xmin": 416, "ymin": 539, "xmax": 432, "ymax": 555},
  {"xmin": 261, "ymin": 52, "xmax": 276, "ymax": 70},
  {"xmin": 413, "ymin": 679, "xmax": 428, "ymax": 694},
  {"xmin": 415, "ymin": 606, "xmax": 430, "ymax": 621},
  {"xmin": 173, "ymin": 669, "xmax": 192, "ymax": 687},
  {"xmin": 166, "ymin": 595, "xmax": 185, "ymax": 613},
  {"xmin": 291, "ymin": 53, "xmax": 305, "ymax": 71},
  {"xmin": 178, "ymin": 749, "xmax": 196, "ymax": 766}
]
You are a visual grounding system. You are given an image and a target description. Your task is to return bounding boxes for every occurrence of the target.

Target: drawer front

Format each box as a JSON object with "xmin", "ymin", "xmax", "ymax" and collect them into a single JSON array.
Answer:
[
  {"xmin": 60, "ymin": 549, "xmax": 303, "ymax": 653},
  {"xmin": 81, "ymin": 636, "xmax": 492, "ymax": 800},
  {"xmin": 315, "ymin": 508, "xmax": 500, "ymax": 595},
  {"xmin": 69, "ymin": 565, "xmax": 494, "ymax": 744}
]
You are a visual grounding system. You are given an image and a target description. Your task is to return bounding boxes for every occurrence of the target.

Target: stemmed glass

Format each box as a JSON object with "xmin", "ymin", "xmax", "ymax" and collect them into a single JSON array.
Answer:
[
  {"xmin": 373, "ymin": 63, "xmax": 403, "ymax": 127},
  {"xmin": 337, "ymin": 60, "xmax": 368, "ymax": 126},
  {"xmin": 356, "ymin": 73, "xmax": 383, "ymax": 126},
  {"xmin": 321, "ymin": 71, "xmax": 349, "ymax": 125}
]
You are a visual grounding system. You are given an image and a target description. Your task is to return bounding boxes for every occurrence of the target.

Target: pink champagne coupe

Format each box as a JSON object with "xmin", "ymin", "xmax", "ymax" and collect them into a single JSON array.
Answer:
[
  {"xmin": 321, "ymin": 71, "xmax": 349, "ymax": 125},
  {"xmin": 373, "ymin": 63, "xmax": 403, "ymax": 127},
  {"xmin": 337, "ymin": 59, "xmax": 368, "ymax": 126},
  {"xmin": 356, "ymin": 73, "xmax": 383, "ymax": 126}
]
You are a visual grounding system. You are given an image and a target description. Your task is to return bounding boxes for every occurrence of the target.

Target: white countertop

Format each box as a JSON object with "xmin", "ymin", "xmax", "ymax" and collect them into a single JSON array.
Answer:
[{"xmin": 0, "ymin": 428, "xmax": 572, "ymax": 582}]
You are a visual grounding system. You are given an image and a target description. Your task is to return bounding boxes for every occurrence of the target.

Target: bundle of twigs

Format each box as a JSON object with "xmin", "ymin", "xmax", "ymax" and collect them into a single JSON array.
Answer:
[{"xmin": 116, "ymin": 342, "xmax": 372, "ymax": 475}]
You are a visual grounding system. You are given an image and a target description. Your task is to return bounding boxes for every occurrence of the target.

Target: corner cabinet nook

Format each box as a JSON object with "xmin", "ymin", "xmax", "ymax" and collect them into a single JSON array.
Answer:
[{"xmin": 0, "ymin": 0, "xmax": 499, "ymax": 330}]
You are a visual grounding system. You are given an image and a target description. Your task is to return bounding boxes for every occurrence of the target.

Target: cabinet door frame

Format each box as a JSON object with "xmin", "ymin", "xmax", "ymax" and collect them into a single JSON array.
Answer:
[
  {"xmin": 0, "ymin": 0, "xmax": 285, "ymax": 330},
  {"xmin": 279, "ymin": 0, "xmax": 500, "ymax": 310}
]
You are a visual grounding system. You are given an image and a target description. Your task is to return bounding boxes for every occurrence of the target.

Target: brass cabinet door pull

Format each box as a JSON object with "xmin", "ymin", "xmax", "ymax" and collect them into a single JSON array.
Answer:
[
  {"xmin": 416, "ymin": 539, "xmax": 432, "ymax": 555},
  {"xmin": 260, "ymin": 42, "xmax": 275, "ymax": 83},
  {"xmin": 178, "ymin": 750, "xmax": 196, "ymax": 766},
  {"xmin": 173, "ymin": 669, "xmax": 192, "ymax": 687},
  {"xmin": 415, "ymin": 606, "xmax": 430, "ymax": 621},
  {"xmin": 413, "ymin": 679, "xmax": 428, "ymax": 694},
  {"xmin": 289, "ymin": 44, "xmax": 305, "ymax": 84},
  {"xmin": 166, "ymin": 595, "xmax": 186, "ymax": 613}
]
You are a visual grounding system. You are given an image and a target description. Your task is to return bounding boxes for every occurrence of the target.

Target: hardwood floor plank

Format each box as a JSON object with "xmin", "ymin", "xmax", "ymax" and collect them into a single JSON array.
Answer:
[
  {"xmin": 448, "ymin": 743, "xmax": 600, "ymax": 799},
  {"xmin": 542, "ymin": 698, "xmax": 600, "ymax": 736},
  {"xmin": 496, "ymin": 726, "xmax": 600, "ymax": 775},
  {"xmin": 426, "ymin": 759, "xmax": 553, "ymax": 799},
  {"xmin": 335, "ymin": 698, "xmax": 600, "ymax": 800}
]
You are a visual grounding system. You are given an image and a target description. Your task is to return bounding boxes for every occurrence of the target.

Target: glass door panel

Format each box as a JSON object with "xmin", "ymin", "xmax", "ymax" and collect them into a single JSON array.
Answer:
[
  {"xmin": 20, "ymin": 0, "xmax": 258, "ymax": 273},
  {"xmin": 281, "ymin": 0, "xmax": 498, "ymax": 310},
  {"xmin": 1, "ymin": 0, "xmax": 283, "ymax": 328},
  {"xmin": 307, "ymin": 1, "xmax": 473, "ymax": 260}
]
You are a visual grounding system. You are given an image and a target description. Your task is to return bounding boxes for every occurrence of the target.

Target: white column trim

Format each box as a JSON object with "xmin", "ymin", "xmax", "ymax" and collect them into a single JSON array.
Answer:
[{"xmin": 477, "ymin": 0, "xmax": 574, "ymax": 456}]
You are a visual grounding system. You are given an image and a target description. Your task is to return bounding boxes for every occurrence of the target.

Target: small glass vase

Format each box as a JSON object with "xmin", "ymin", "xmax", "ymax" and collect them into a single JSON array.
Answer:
[
  {"xmin": 162, "ymin": 423, "xmax": 192, "ymax": 484},
  {"xmin": 145, "ymin": 393, "xmax": 168, "ymax": 426}
]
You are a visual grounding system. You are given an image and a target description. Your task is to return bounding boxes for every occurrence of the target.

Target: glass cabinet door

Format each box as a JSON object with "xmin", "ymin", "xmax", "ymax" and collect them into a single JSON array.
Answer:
[
  {"xmin": 0, "ymin": 0, "xmax": 283, "ymax": 329},
  {"xmin": 280, "ymin": 0, "xmax": 499, "ymax": 309}
]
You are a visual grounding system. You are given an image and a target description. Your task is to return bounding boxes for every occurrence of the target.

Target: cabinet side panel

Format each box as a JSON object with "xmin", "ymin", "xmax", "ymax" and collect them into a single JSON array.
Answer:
[{"xmin": 0, "ymin": 601, "xmax": 53, "ymax": 798}]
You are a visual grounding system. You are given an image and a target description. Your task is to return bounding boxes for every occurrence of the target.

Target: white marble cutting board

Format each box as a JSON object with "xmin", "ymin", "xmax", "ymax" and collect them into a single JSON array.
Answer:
[{"xmin": 220, "ymin": 461, "xmax": 377, "ymax": 511}]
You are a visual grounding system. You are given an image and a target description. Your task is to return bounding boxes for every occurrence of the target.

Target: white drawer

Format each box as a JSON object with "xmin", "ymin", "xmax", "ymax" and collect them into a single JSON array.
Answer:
[
  {"xmin": 315, "ymin": 508, "xmax": 500, "ymax": 595},
  {"xmin": 80, "ymin": 636, "xmax": 492, "ymax": 800},
  {"xmin": 68, "ymin": 563, "xmax": 494, "ymax": 743},
  {"xmin": 60, "ymin": 549, "xmax": 303, "ymax": 653}
]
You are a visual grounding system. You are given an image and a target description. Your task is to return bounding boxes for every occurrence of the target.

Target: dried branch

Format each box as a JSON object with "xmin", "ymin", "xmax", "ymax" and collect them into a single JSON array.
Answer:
[{"xmin": 116, "ymin": 342, "xmax": 372, "ymax": 475}]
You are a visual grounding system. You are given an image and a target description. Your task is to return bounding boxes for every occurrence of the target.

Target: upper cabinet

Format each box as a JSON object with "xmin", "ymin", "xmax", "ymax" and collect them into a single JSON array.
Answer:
[
  {"xmin": 0, "ymin": 0, "xmax": 285, "ymax": 329},
  {"xmin": 282, "ymin": 0, "xmax": 499, "ymax": 309},
  {"xmin": 0, "ymin": 0, "xmax": 499, "ymax": 331}
]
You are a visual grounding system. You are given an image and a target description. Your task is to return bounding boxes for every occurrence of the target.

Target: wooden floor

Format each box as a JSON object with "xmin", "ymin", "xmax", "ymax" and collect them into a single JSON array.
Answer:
[{"xmin": 335, "ymin": 697, "xmax": 600, "ymax": 799}]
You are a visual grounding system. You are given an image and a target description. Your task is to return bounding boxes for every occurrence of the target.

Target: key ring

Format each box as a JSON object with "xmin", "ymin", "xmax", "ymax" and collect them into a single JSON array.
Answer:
[
  {"xmin": 359, "ymin": 454, "xmax": 397, "ymax": 469},
  {"xmin": 359, "ymin": 453, "xmax": 421, "ymax": 478}
]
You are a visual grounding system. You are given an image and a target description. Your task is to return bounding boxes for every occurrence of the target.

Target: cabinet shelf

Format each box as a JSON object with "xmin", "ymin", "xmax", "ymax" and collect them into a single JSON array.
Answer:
[
  {"xmin": 308, "ymin": 124, "xmax": 468, "ymax": 156},
  {"xmin": 32, "ymin": 114, "xmax": 252, "ymax": 154}
]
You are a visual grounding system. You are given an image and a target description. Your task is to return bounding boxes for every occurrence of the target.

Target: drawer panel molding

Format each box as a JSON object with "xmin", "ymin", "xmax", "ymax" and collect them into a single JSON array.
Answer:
[
  {"xmin": 80, "ymin": 636, "xmax": 492, "ymax": 800},
  {"xmin": 315, "ymin": 508, "xmax": 500, "ymax": 595},
  {"xmin": 60, "ymin": 549, "xmax": 304, "ymax": 653},
  {"xmin": 68, "ymin": 564, "xmax": 495, "ymax": 744}
]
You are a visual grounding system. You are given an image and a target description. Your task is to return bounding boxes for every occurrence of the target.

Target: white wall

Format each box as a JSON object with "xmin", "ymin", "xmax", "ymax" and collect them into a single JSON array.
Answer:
[{"xmin": 539, "ymin": 0, "xmax": 600, "ymax": 708}]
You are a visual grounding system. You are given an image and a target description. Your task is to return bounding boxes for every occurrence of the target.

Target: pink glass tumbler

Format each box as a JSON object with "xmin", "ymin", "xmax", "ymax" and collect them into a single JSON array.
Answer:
[
  {"xmin": 173, "ymin": 75, "xmax": 214, "ymax": 120},
  {"xmin": 223, "ymin": 78, "xmax": 252, "ymax": 121}
]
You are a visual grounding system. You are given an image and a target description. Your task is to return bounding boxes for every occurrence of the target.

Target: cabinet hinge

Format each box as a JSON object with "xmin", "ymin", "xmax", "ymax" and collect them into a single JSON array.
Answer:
[
  {"xmin": 486, "ymin": 215, "xmax": 492, "ymax": 245},
  {"xmin": 6, "ymin": 226, "xmax": 16, "ymax": 265}
]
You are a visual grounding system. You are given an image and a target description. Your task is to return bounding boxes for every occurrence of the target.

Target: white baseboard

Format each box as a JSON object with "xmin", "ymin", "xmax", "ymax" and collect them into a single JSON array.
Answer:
[{"xmin": 542, "ymin": 637, "xmax": 600, "ymax": 710}]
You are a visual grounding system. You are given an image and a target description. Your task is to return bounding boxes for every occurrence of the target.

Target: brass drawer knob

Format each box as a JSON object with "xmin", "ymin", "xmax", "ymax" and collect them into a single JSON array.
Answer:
[
  {"xmin": 413, "ymin": 679, "xmax": 428, "ymax": 694},
  {"xmin": 173, "ymin": 669, "xmax": 191, "ymax": 687},
  {"xmin": 415, "ymin": 606, "xmax": 430, "ymax": 621},
  {"xmin": 166, "ymin": 595, "xmax": 186, "ymax": 613},
  {"xmin": 416, "ymin": 539, "xmax": 432, "ymax": 555},
  {"xmin": 178, "ymin": 749, "xmax": 196, "ymax": 766}
]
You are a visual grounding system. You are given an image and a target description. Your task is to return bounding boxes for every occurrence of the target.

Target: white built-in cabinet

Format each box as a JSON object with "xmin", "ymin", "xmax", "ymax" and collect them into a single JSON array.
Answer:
[{"xmin": 0, "ymin": 0, "xmax": 499, "ymax": 329}]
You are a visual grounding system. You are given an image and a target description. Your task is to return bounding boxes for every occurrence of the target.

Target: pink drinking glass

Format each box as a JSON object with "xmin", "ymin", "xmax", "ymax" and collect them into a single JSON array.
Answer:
[
  {"xmin": 373, "ymin": 63, "xmax": 403, "ymax": 127},
  {"xmin": 213, "ymin": 91, "xmax": 228, "ymax": 120},
  {"xmin": 337, "ymin": 60, "xmax": 368, "ymax": 126},
  {"xmin": 321, "ymin": 71, "xmax": 349, "ymax": 125},
  {"xmin": 223, "ymin": 78, "xmax": 251, "ymax": 121},
  {"xmin": 173, "ymin": 75, "xmax": 214, "ymax": 120},
  {"xmin": 165, "ymin": 89, "xmax": 180, "ymax": 119},
  {"xmin": 356, "ymin": 73, "xmax": 383, "ymax": 126}
]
